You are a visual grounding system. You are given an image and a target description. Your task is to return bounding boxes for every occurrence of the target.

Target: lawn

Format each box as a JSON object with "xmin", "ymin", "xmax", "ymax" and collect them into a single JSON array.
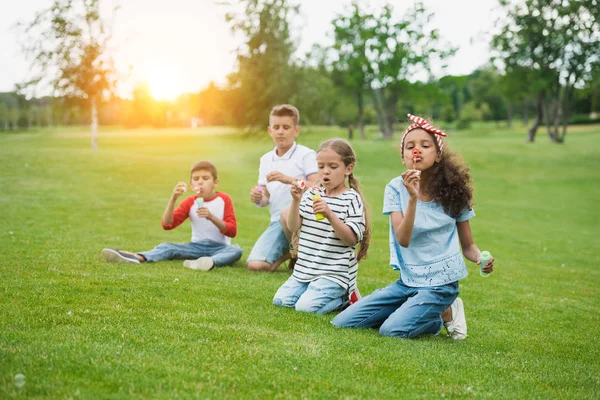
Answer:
[{"xmin": 1, "ymin": 122, "xmax": 599, "ymax": 399}]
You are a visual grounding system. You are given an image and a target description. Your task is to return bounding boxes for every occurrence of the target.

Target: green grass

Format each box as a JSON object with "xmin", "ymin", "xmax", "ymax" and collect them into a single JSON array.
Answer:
[{"xmin": 1, "ymin": 122, "xmax": 599, "ymax": 399}]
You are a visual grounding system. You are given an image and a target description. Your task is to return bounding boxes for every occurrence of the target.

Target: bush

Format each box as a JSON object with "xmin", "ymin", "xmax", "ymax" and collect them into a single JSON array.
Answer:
[{"xmin": 568, "ymin": 113, "xmax": 600, "ymax": 125}]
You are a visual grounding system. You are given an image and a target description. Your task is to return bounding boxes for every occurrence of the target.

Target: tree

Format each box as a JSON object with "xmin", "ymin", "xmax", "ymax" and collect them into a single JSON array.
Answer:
[
  {"xmin": 17, "ymin": 0, "xmax": 117, "ymax": 150},
  {"xmin": 492, "ymin": 0, "xmax": 600, "ymax": 143},
  {"xmin": 289, "ymin": 45, "xmax": 340, "ymax": 126},
  {"xmin": 224, "ymin": 0, "xmax": 298, "ymax": 130},
  {"xmin": 367, "ymin": 2, "xmax": 455, "ymax": 139},
  {"xmin": 331, "ymin": 2, "xmax": 375, "ymax": 139}
]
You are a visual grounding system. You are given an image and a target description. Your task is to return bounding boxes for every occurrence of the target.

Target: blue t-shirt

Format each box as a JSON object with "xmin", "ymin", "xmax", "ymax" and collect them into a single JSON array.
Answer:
[{"xmin": 383, "ymin": 176, "xmax": 475, "ymax": 287}]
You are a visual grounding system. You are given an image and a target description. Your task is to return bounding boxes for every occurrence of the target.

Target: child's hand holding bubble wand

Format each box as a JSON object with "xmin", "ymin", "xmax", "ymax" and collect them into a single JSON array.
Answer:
[{"xmin": 291, "ymin": 180, "xmax": 324, "ymax": 221}]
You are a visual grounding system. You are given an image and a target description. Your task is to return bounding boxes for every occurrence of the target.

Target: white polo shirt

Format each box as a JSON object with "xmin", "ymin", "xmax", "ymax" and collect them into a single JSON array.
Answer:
[{"xmin": 258, "ymin": 142, "xmax": 318, "ymax": 222}]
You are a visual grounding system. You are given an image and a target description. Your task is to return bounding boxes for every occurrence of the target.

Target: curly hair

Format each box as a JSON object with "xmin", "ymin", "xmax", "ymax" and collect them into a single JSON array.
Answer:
[
  {"xmin": 401, "ymin": 125, "xmax": 474, "ymax": 218},
  {"xmin": 427, "ymin": 149, "xmax": 474, "ymax": 218}
]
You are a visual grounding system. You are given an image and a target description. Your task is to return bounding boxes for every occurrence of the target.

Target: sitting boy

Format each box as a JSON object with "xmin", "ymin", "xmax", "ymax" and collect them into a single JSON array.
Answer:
[
  {"xmin": 247, "ymin": 104, "xmax": 318, "ymax": 272},
  {"xmin": 102, "ymin": 161, "xmax": 243, "ymax": 270}
]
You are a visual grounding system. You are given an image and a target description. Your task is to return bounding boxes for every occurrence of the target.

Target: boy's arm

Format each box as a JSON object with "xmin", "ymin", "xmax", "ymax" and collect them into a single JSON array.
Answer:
[
  {"xmin": 162, "ymin": 183, "xmax": 193, "ymax": 230},
  {"xmin": 207, "ymin": 194, "xmax": 237, "ymax": 237}
]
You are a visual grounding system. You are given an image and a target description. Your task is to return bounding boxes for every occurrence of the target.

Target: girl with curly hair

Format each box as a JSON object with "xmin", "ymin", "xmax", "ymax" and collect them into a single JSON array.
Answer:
[{"xmin": 332, "ymin": 114, "xmax": 495, "ymax": 339}]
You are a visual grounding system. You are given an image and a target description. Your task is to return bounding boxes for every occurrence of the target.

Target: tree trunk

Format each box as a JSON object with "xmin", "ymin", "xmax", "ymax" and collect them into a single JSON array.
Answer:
[
  {"xmin": 506, "ymin": 102, "xmax": 513, "ymax": 129},
  {"xmin": 91, "ymin": 97, "xmax": 98, "ymax": 151},
  {"xmin": 542, "ymin": 96, "xmax": 554, "ymax": 141},
  {"xmin": 356, "ymin": 91, "xmax": 365, "ymax": 140},
  {"xmin": 371, "ymin": 89, "xmax": 385, "ymax": 138},
  {"xmin": 348, "ymin": 124, "xmax": 354, "ymax": 140},
  {"xmin": 382, "ymin": 91, "xmax": 399, "ymax": 140},
  {"xmin": 559, "ymin": 84, "xmax": 572, "ymax": 143},
  {"xmin": 527, "ymin": 92, "xmax": 545, "ymax": 142}
]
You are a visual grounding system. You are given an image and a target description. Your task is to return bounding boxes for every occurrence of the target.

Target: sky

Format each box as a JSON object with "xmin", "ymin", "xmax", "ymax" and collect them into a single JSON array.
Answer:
[{"xmin": 0, "ymin": 0, "xmax": 501, "ymax": 100}]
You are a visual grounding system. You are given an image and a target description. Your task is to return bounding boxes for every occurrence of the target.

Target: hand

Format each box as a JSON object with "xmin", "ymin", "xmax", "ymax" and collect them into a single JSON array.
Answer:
[
  {"xmin": 290, "ymin": 180, "xmax": 306, "ymax": 201},
  {"xmin": 196, "ymin": 207, "xmax": 213, "ymax": 220},
  {"xmin": 266, "ymin": 171, "xmax": 291, "ymax": 184},
  {"xmin": 313, "ymin": 197, "xmax": 332, "ymax": 219},
  {"xmin": 172, "ymin": 181, "xmax": 187, "ymax": 199},
  {"xmin": 401, "ymin": 170, "xmax": 421, "ymax": 198},
  {"xmin": 479, "ymin": 256, "xmax": 495, "ymax": 274},
  {"xmin": 250, "ymin": 185, "xmax": 264, "ymax": 204}
]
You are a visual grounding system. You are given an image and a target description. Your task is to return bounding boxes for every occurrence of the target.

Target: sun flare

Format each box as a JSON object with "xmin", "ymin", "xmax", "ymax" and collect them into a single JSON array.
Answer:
[{"xmin": 145, "ymin": 67, "xmax": 182, "ymax": 101}]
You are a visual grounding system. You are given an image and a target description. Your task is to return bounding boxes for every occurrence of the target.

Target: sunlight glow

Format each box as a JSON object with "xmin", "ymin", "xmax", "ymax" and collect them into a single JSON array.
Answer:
[{"xmin": 145, "ymin": 67, "xmax": 182, "ymax": 101}]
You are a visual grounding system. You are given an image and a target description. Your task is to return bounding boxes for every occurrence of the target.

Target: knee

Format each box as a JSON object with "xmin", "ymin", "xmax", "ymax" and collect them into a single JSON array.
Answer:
[
  {"xmin": 233, "ymin": 247, "xmax": 243, "ymax": 261},
  {"xmin": 273, "ymin": 295, "xmax": 296, "ymax": 308},
  {"xmin": 295, "ymin": 298, "xmax": 319, "ymax": 314},
  {"xmin": 247, "ymin": 261, "xmax": 270, "ymax": 272},
  {"xmin": 331, "ymin": 312, "xmax": 350, "ymax": 328},
  {"xmin": 379, "ymin": 322, "xmax": 411, "ymax": 339}
]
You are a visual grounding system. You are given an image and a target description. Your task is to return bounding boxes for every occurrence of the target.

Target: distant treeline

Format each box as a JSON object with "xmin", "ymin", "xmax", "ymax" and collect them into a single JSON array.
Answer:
[{"xmin": 1, "ymin": 67, "xmax": 598, "ymax": 132}]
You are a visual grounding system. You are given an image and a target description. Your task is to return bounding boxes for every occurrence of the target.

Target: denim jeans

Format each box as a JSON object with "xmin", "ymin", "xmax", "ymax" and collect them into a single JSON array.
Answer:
[
  {"xmin": 273, "ymin": 275, "xmax": 347, "ymax": 315},
  {"xmin": 139, "ymin": 240, "xmax": 243, "ymax": 267},
  {"xmin": 331, "ymin": 279, "xmax": 459, "ymax": 338},
  {"xmin": 247, "ymin": 221, "xmax": 289, "ymax": 265}
]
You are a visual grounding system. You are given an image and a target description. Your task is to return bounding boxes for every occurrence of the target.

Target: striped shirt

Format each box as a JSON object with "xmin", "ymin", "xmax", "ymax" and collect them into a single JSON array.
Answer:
[{"xmin": 293, "ymin": 187, "xmax": 366, "ymax": 293}]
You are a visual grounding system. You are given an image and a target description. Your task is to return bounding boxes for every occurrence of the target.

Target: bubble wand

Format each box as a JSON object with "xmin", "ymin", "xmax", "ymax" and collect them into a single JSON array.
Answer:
[
  {"xmin": 411, "ymin": 148, "xmax": 421, "ymax": 171},
  {"xmin": 294, "ymin": 179, "xmax": 324, "ymax": 221},
  {"xmin": 192, "ymin": 185, "xmax": 204, "ymax": 208}
]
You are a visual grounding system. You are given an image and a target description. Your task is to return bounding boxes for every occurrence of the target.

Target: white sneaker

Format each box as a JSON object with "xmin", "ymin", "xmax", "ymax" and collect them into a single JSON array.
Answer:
[
  {"xmin": 183, "ymin": 257, "xmax": 214, "ymax": 271},
  {"xmin": 444, "ymin": 297, "xmax": 467, "ymax": 340}
]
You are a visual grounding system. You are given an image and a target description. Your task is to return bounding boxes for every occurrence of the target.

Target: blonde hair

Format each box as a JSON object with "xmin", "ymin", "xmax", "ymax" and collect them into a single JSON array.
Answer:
[
  {"xmin": 270, "ymin": 104, "xmax": 300, "ymax": 126},
  {"xmin": 317, "ymin": 138, "xmax": 371, "ymax": 261}
]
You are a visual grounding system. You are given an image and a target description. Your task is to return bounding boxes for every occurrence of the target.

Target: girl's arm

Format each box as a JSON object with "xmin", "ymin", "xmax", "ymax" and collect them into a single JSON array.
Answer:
[
  {"xmin": 313, "ymin": 199, "xmax": 358, "ymax": 247},
  {"xmin": 392, "ymin": 170, "xmax": 420, "ymax": 247},
  {"xmin": 457, "ymin": 220, "xmax": 480, "ymax": 263},
  {"xmin": 287, "ymin": 185, "xmax": 304, "ymax": 232},
  {"xmin": 328, "ymin": 212, "xmax": 358, "ymax": 247},
  {"xmin": 287, "ymin": 198, "xmax": 302, "ymax": 232},
  {"xmin": 457, "ymin": 221, "xmax": 495, "ymax": 273}
]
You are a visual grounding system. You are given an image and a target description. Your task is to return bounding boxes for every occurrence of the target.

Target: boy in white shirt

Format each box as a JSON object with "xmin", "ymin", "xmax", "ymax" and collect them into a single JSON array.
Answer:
[{"xmin": 248, "ymin": 104, "xmax": 318, "ymax": 272}]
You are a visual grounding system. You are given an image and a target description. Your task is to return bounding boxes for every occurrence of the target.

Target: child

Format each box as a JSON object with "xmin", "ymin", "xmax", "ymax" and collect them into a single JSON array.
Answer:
[
  {"xmin": 332, "ymin": 114, "xmax": 494, "ymax": 339},
  {"xmin": 101, "ymin": 161, "xmax": 243, "ymax": 270},
  {"xmin": 247, "ymin": 104, "xmax": 318, "ymax": 272},
  {"xmin": 273, "ymin": 138, "xmax": 371, "ymax": 314}
]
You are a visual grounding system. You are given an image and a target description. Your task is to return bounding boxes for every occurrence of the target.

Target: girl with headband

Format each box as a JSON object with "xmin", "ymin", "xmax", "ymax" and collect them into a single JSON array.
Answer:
[{"xmin": 332, "ymin": 114, "xmax": 495, "ymax": 339}]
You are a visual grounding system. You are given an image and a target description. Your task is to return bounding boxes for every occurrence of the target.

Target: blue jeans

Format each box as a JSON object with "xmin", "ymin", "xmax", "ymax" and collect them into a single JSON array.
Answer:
[
  {"xmin": 247, "ymin": 221, "xmax": 289, "ymax": 265},
  {"xmin": 331, "ymin": 279, "xmax": 459, "ymax": 338},
  {"xmin": 273, "ymin": 275, "xmax": 347, "ymax": 315},
  {"xmin": 139, "ymin": 240, "xmax": 243, "ymax": 267}
]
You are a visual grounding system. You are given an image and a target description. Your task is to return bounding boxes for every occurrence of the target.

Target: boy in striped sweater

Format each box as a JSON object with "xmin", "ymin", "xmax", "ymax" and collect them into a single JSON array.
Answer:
[
  {"xmin": 273, "ymin": 139, "xmax": 371, "ymax": 314},
  {"xmin": 101, "ymin": 161, "xmax": 242, "ymax": 271}
]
